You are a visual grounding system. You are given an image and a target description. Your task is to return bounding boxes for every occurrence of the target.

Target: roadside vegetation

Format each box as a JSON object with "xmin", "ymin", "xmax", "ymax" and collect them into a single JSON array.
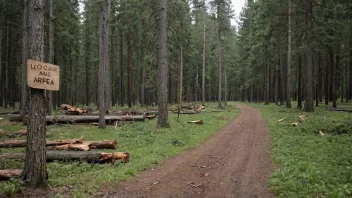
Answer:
[
  {"xmin": 246, "ymin": 102, "xmax": 352, "ymax": 198},
  {"xmin": 0, "ymin": 103, "xmax": 239, "ymax": 197}
]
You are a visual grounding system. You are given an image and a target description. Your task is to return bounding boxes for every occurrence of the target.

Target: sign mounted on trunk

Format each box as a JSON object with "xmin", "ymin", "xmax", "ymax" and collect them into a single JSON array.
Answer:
[{"xmin": 27, "ymin": 59, "xmax": 60, "ymax": 91}]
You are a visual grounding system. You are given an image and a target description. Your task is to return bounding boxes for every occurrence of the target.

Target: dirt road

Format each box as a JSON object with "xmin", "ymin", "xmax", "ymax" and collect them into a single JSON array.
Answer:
[{"xmin": 107, "ymin": 104, "xmax": 274, "ymax": 198}]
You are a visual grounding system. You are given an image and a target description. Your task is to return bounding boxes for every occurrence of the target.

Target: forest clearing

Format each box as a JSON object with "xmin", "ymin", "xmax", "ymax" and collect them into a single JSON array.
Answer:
[{"xmin": 1, "ymin": 0, "xmax": 352, "ymax": 197}]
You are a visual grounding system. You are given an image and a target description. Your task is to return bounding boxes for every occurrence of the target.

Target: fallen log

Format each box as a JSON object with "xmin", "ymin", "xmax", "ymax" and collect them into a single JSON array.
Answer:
[
  {"xmin": 0, "ymin": 151, "xmax": 129, "ymax": 163},
  {"xmin": 0, "ymin": 169, "xmax": 22, "ymax": 181},
  {"xmin": 188, "ymin": 120, "xmax": 203, "ymax": 124},
  {"xmin": 47, "ymin": 144, "xmax": 90, "ymax": 151},
  {"xmin": 45, "ymin": 115, "xmax": 145, "ymax": 125},
  {"xmin": 0, "ymin": 130, "xmax": 27, "ymax": 138},
  {"xmin": 9, "ymin": 115, "xmax": 25, "ymax": 122},
  {"xmin": 83, "ymin": 140, "xmax": 117, "ymax": 149},
  {"xmin": 0, "ymin": 137, "xmax": 84, "ymax": 148},
  {"xmin": 327, "ymin": 108, "xmax": 352, "ymax": 113}
]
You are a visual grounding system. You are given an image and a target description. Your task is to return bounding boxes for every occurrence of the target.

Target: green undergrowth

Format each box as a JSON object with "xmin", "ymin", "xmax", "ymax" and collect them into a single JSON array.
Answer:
[
  {"xmin": 245, "ymin": 102, "xmax": 352, "ymax": 198},
  {"xmin": 0, "ymin": 103, "xmax": 239, "ymax": 197}
]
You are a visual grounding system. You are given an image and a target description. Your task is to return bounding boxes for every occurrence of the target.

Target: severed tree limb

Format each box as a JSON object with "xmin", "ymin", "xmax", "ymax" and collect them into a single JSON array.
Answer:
[
  {"xmin": 0, "ymin": 137, "xmax": 84, "ymax": 148},
  {"xmin": 0, "ymin": 151, "xmax": 129, "ymax": 163},
  {"xmin": 0, "ymin": 169, "xmax": 22, "ymax": 181}
]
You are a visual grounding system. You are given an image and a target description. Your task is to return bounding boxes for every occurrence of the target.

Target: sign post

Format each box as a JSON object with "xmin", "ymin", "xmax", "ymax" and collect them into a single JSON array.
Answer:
[{"xmin": 27, "ymin": 59, "xmax": 60, "ymax": 91}]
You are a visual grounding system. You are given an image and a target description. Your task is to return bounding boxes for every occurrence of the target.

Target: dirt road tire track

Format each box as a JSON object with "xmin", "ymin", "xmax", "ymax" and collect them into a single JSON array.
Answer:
[{"xmin": 107, "ymin": 104, "xmax": 274, "ymax": 198}]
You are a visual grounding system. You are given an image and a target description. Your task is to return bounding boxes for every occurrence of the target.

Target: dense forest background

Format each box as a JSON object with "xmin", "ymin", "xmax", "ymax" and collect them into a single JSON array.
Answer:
[{"xmin": 0, "ymin": 0, "xmax": 351, "ymax": 113}]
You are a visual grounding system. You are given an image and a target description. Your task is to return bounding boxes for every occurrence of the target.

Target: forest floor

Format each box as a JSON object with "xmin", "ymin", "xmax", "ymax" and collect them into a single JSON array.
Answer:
[{"xmin": 104, "ymin": 104, "xmax": 275, "ymax": 198}]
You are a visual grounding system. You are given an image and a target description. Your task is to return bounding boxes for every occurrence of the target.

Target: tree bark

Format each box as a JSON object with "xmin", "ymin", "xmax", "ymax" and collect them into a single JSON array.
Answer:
[
  {"xmin": 202, "ymin": 0, "xmax": 206, "ymax": 105},
  {"xmin": 1, "ymin": 137, "xmax": 84, "ymax": 148},
  {"xmin": 325, "ymin": 47, "xmax": 329, "ymax": 105},
  {"xmin": 0, "ymin": 9, "xmax": 2, "ymax": 108},
  {"xmin": 21, "ymin": 0, "xmax": 48, "ymax": 188},
  {"xmin": 98, "ymin": 0, "xmax": 110, "ymax": 128},
  {"xmin": 286, "ymin": 0, "xmax": 292, "ymax": 108},
  {"xmin": 217, "ymin": 5, "xmax": 222, "ymax": 109},
  {"xmin": 177, "ymin": 47, "xmax": 183, "ymax": 121},
  {"xmin": 304, "ymin": 0, "xmax": 314, "ymax": 112},
  {"xmin": 1, "ymin": 151, "xmax": 129, "ymax": 164},
  {"xmin": 157, "ymin": 0, "xmax": 169, "ymax": 128},
  {"xmin": 119, "ymin": 28, "xmax": 124, "ymax": 107},
  {"xmin": 349, "ymin": 39, "xmax": 352, "ymax": 101},
  {"xmin": 85, "ymin": 20, "xmax": 90, "ymax": 106},
  {"xmin": 297, "ymin": 53, "xmax": 302, "ymax": 109},
  {"xmin": 47, "ymin": 0, "xmax": 54, "ymax": 115},
  {"xmin": 21, "ymin": 0, "xmax": 29, "ymax": 117},
  {"xmin": 127, "ymin": 21, "xmax": 133, "ymax": 108}
]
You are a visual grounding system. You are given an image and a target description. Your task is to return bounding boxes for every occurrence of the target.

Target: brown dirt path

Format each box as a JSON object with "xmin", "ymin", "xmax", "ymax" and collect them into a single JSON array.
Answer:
[{"xmin": 107, "ymin": 104, "xmax": 274, "ymax": 198}]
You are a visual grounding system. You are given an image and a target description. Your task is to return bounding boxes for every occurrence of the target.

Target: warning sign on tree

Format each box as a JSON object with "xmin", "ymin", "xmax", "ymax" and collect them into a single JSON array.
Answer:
[{"xmin": 27, "ymin": 59, "xmax": 60, "ymax": 91}]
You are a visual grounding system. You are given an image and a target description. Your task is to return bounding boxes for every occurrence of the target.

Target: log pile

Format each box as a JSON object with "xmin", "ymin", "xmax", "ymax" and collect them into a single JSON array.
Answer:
[
  {"xmin": 0, "ymin": 137, "xmax": 117, "ymax": 151},
  {"xmin": 61, "ymin": 104, "xmax": 90, "ymax": 115},
  {"xmin": 0, "ymin": 151, "xmax": 129, "ymax": 164},
  {"xmin": 0, "ymin": 130, "xmax": 27, "ymax": 138},
  {"xmin": 175, "ymin": 104, "xmax": 206, "ymax": 114}
]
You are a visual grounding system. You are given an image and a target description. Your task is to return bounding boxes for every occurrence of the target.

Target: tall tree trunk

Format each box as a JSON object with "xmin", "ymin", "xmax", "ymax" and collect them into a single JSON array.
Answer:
[
  {"xmin": 98, "ymin": 0, "xmax": 110, "ymax": 128},
  {"xmin": 127, "ymin": 21, "xmax": 132, "ymax": 108},
  {"xmin": 265, "ymin": 49, "xmax": 270, "ymax": 105},
  {"xmin": 21, "ymin": 0, "xmax": 29, "ymax": 117},
  {"xmin": 297, "ymin": 53, "xmax": 302, "ymax": 109},
  {"xmin": 21, "ymin": 0, "xmax": 47, "ymax": 187},
  {"xmin": 286, "ymin": 0, "xmax": 292, "ymax": 108},
  {"xmin": 201, "ymin": 0, "xmax": 206, "ymax": 105},
  {"xmin": 119, "ymin": 30, "xmax": 124, "ymax": 107},
  {"xmin": 279, "ymin": 40, "xmax": 285, "ymax": 105},
  {"xmin": 217, "ymin": 6, "xmax": 222, "ymax": 109},
  {"xmin": 157, "ymin": 0, "xmax": 169, "ymax": 128},
  {"xmin": 274, "ymin": 44, "xmax": 279, "ymax": 105},
  {"xmin": 304, "ymin": 0, "xmax": 314, "ymax": 112},
  {"xmin": 47, "ymin": 0, "xmax": 54, "ymax": 115},
  {"xmin": 316, "ymin": 52, "xmax": 321, "ymax": 106},
  {"xmin": 224, "ymin": 61, "xmax": 227, "ymax": 106},
  {"xmin": 104, "ymin": 11, "xmax": 111, "ymax": 111},
  {"xmin": 325, "ymin": 47, "xmax": 329, "ymax": 105},
  {"xmin": 0, "ymin": 8, "xmax": 3, "ymax": 108},
  {"xmin": 349, "ymin": 39, "xmax": 352, "ymax": 102},
  {"xmin": 140, "ymin": 45, "xmax": 145, "ymax": 107},
  {"xmin": 85, "ymin": 21, "xmax": 90, "ymax": 106},
  {"xmin": 332, "ymin": 51, "xmax": 339, "ymax": 108},
  {"xmin": 177, "ymin": 47, "xmax": 183, "ymax": 121}
]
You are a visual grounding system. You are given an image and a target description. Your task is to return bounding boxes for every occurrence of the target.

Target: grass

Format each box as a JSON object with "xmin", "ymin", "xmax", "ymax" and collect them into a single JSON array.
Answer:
[
  {"xmin": 245, "ymin": 102, "xmax": 352, "ymax": 198},
  {"xmin": 0, "ymin": 102, "xmax": 239, "ymax": 197}
]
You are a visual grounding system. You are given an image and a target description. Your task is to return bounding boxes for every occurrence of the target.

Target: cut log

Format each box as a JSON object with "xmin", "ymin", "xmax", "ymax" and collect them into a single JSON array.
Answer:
[
  {"xmin": 0, "ymin": 169, "xmax": 22, "ymax": 181},
  {"xmin": 47, "ymin": 144, "xmax": 90, "ymax": 151},
  {"xmin": 0, "ymin": 151, "xmax": 129, "ymax": 163},
  {"xmin": 197, "ymin": 105, "xmax": 205, "ymax": 112},
  {"xmin": 61, "ymin": 104, "xmax": 74, "ymax": 110},
  {"xmin": 45, "ymin": 115, "xmax": 145, "ymax": 125},
  {"xmin": 299, "ymin": 115, "xmax": 305, "ymax": 122},
  {"xmin": 0, "ymin": 130, "xmax": 27, "ymax": 138},
  {"xmin": 0, "ymin": 136, "xmax": 84, "ymax": 148},
  {"xmin": 292, "ymin": 122, "xmax": 299, "ymax": 126},
  {"xmin": 146, "ymin": 114, "xmax": 156, "ymax": 119},
  {"xmin": 188, "ymin": 120, "xmax": 203, "ymax": 124},
  {"xmin": 83, "ymin": 140, "xmax": 117, "ymax": 149},
  {"xmin": 277, "ymin": 117, "xmax": 286, "ymax": 122},
  {"xmin": 9, "ymin": 115, "xmax": 25, "ymax": 122},
  {"xmin": 327, "ymin": 108, "xmax": 352, "ymax": 113}
]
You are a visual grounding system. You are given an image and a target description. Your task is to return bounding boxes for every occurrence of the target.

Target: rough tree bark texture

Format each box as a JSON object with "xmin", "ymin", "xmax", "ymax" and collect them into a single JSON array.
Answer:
[
  {"xmin": 127, "ymin": 21, "xmax": 132, "ymax": 108},
  {"xmin": 178, "ymin": 47, "xmax": 183, "ymax": 121},
  {"xmin": 304, "ymin": 0, "xmax": 314, "ymax": 112},
  {"xmin": 98, "ymin": 0, "xmax": 110, "ymax": 128},
  {"xmin": 286, "ymin": 0, "xmax": 292, "ymax": 108},
  {"xmin": 202, "ymin": 0, "xmax": 206, "ymax": 105},
  {"xmin": 0, "ymin": 9, "xmax": 2, "ymax": 108},
  {"xmin": 21, "ymin": 0, "xmax": 48, "ymax": 187},
  {"xmin": 21, "ymin": 0, "xmax": 29, "ymax": 117},
  {"xmin": 217, "ymin": 4, "xmax": 222, "ymax": 109},
  {"xmin": 157, "ymin": 0, "xmax": 169, "ymax": 128},
  {"xmin": 47, "ymin": 0, "xmax": 54, "ymax": 115},
  {"xmin": 297, "ymin": 53, "xmax": 302, "ymax": 109}
]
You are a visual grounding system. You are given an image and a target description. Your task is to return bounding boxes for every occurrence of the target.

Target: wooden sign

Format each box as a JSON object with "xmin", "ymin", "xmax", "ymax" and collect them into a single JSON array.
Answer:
[{"xmin": 27, "ymin": 59, "xmax": 60, "ymax": 91}]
